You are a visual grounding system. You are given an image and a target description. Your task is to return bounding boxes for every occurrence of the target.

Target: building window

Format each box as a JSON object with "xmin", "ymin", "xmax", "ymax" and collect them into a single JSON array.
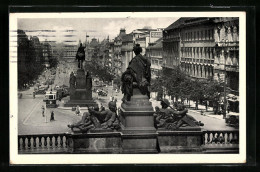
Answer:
[
  {"xmin": 197, "ymin": 31, "xmax": 200, "ymax": 40},
  {"xmin": 201, "ymin": 31, "xmax": 203, "ymax": 40}
]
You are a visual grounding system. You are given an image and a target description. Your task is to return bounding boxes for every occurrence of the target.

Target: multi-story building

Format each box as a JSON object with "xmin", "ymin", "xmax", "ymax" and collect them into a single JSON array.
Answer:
[
  {"xmin": 42, "ymin": 39, "xmax": 52, "ymax": 67},
  {"xmin": 179, "ymin": 18, "xmax": 215, "ymax": 80},
  {"xmin": 162, "ymin": 18, "xmax": 185, "ymax": 70},
  {"xmin": 146, "ymin": 38, "xmax": 163, "ymax": 79},
  {"xmin": 30, "ymin": 36, "xmax": 43, "ymax": 63},
  {"xmin": 63, "ymin": 44, "xmax": 78, "ymax": 59},
  {"xmin": 121, "ymin": 33, "xmax": 134, "ymax": 73},
  {"xmin": 108, "ymin": 41, "xmax": 114, "ymax": 73},
  {"xmin": 213, "ymin": 17, "xmax": 239, "ymax": 97},
  {"xmin": 163, "ymin": 17, "xmax": 239, "ymax": 112},
  {"xmin": 113, "ymin": 28, "xmax": 126, "ymax": 76},
  {"xmin": 133, "ymin": 28, "xmax": 162, "ymax": 55}
]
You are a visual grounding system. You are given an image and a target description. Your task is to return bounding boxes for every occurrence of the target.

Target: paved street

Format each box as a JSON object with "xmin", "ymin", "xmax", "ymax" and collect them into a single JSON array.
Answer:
[{"xmin": 18, "ymin": 60, "xmax": 236, "ymax": 135}]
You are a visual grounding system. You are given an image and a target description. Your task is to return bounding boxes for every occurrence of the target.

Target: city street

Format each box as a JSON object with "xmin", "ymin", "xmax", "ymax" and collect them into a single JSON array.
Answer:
[{"xmin": 18, "ymin": 60, "xmax": 235, "ymax": 135}]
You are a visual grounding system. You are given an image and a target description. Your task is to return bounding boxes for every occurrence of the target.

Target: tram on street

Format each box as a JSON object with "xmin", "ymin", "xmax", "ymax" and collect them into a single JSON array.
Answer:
[{"xmin": 45, "ymin": 91, "xmax": 58, "ymax": 108}]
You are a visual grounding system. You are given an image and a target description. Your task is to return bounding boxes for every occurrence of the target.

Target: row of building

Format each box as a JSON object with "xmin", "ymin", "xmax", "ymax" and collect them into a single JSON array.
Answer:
[
  {"xmin": 18, "ymin": 29, "xmax": 57, "ymax": 68},
  {"xmin": 62, "ymin": 17, "xmax": 239, "ymax": 99}
]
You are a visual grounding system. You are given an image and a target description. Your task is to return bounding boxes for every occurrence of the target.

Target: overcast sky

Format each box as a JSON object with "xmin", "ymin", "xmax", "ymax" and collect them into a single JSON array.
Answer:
[{"xmin": 18, "ymin": 17, "xmax": 178, "ymax": 44}]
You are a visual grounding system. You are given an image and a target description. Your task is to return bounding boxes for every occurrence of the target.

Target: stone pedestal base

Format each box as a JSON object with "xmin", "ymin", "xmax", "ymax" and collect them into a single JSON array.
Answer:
[
  {"xmin": 64, "ymin": 99, "xmax": 97, "ymax": 107},
  {"xmin": 67, "ymin": 132, "xmax": 121, "ymax": 153},
  {"xmin": 121, "ymin": 133, "xmax": 158, "ymax": 153},
  {"xmin": 157, "ymin": 130, "xmax": 203, "ymax": 153},
  {"xmin": 70, "ymin": 89, "xmax": 92, "ymax": 100},
  {"xmin": 120, "ymin": 88, "xmax": 158, "ymax": 153}
]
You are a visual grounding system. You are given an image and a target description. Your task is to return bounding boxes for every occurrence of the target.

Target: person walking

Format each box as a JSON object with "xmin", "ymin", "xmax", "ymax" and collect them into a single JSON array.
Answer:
[
  {"xmin": 50, "ymin": 111, "xmax": 55, "ymax": 121},
  {"xmin": 33, "ymin": 91, "xmax": 35, "ymax": 99},
  {"xmin": 41, "ymin": 105, "xmax": 45, "ymax": 117},
  {"xmin": 75, "ymin": 105, "xmax": 81, "ymax": 116}
]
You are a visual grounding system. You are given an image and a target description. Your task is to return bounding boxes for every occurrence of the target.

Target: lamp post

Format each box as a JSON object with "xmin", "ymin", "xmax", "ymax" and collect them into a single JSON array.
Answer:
[{"xmin": 222, "ymin": 39, "xmax": 228, "ymax": 119}]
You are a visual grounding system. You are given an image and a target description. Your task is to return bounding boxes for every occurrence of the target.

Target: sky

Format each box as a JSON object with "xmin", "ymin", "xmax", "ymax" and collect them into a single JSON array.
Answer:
[{"xmin": 18, "ymin": 17, "xmax": 178, "ymax": 45}]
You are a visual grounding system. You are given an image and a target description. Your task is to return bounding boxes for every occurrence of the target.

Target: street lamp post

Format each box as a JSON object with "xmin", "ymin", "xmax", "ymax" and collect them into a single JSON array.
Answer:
[{"xmin": 222, "ymin": 39, "xmax": 228, "ymax": 119}]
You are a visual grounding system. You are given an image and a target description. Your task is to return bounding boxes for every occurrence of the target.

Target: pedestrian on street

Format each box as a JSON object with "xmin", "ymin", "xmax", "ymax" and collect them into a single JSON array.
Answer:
[
  {"xmin": 205, "ymin": 100, "xmax": 208, "ymax": 112},
  {"xmin": 75, "ymin": 105, "xmax": 81, "ymax": 116},
  {"xmin": 41, "ymin": 105, "xmax": 45, "ymax": 117},
  {"xmin": 33, "ymin": 92, "xmax": 35, "ymax": 99},
  {"xmin": 50, "ymin": 111, "xmax": 55, "ymax": 121},
  {"xmin": 227, "ymin": 102, "xmax": 230, "ymax": 113}
]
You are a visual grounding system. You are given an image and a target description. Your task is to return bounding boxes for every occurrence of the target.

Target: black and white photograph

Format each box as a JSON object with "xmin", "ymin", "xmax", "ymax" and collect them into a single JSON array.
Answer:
[{"xmin": 9, "ymin": 12, "xmax": 246, "ymax": 164}]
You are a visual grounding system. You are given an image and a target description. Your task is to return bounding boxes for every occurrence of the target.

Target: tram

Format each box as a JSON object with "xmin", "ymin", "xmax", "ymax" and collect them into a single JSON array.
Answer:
[{"xmin": 45, "ymin": 91, "xmax": 58, "ymax": 108}]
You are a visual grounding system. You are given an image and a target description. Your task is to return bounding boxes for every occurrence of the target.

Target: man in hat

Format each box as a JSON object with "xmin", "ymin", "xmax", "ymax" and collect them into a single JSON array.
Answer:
[
  {"xmin": 76, "ymin": 43, "xmax": 85, "ymax": 69},
  {"xmin": 121, "ymin": 44, "xmax": 151, "ymax": 102}
]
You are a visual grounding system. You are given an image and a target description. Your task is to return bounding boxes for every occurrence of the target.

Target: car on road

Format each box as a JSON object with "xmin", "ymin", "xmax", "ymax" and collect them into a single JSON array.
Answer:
[
  {"xmin": 98, "ymin": 90, "xmax": 108, "ymax": 96},
  {"xmin": 35, "ymin": 88, "xmax": 46, "ymax": 95},
  {"xmin": 225, "ymin": 112, "xmax": 239, "ymax": 127}
]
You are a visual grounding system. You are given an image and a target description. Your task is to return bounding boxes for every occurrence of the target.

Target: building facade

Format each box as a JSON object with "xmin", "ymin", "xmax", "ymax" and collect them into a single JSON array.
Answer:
[
  {"xmin": 147, "ymin": 38, "xmax": 163, "ymax": 79},
  {"xmin": 179, "ymin": 18, "xmax": 215, "ymax": 79},
  {"xmin": 213, "ymin": 17, "xmax": 239, "ymax": 96},
  {"xmin": 121, "ymin": 33, "xmax": 134, "ymax": 73},
  {"xmin": 42, "ymin": 39, "xmax": 52, "ymax": 67}
]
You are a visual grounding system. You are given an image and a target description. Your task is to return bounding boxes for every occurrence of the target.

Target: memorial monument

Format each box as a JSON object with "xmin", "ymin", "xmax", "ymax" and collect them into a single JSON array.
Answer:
[
  {"xmin": 119, "ymin": 44, "xmax": 157, "ymax": 153},
  {"xmin": 66, "ymin": 44, "xmax": 204, "ymax": 154},
  {"xmin": 64, "ymin": 60, "xmax": 97, "ymax": 107}
]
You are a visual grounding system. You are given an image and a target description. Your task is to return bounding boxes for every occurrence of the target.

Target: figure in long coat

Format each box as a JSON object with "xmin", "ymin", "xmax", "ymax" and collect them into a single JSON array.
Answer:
[{"xmin": 121, "ymin": 44, "xmax": 151, "ymax": 102}]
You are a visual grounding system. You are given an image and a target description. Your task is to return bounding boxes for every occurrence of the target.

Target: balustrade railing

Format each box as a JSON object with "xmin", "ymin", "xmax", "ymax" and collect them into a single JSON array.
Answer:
[
  {"xmin": 18, "ymin": 130, "xmax": 239, "ymax": 154},
  {"xmin": 202, "ymin": 130, "xmax": 239, "ymax": 153},
  {"xmin": 18, "ymin": 133, "xmax": 69, "ymax": 154}
]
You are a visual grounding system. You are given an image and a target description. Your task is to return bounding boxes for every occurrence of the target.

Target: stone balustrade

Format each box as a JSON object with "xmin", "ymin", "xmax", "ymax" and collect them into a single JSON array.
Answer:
[
  {"xmin": 18, "ymin": 133, "xmax": 69, "ymax": 154},
  {"xmin": 18, "ymin": 130, "xmax": 239, "ymax": 154},
  {"xmin": 202, "ymin": 130, "xmax": 239, "ymax": 153}
]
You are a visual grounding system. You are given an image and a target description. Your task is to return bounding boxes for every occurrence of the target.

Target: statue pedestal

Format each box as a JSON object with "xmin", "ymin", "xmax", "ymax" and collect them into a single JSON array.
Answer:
[
  {"xmin": 120, "ymin": 88, "xmax": 158, "ymax": 153},
  {"xmin": 64, "ymin": 69, "xmax": 97, "ymax": 107}
]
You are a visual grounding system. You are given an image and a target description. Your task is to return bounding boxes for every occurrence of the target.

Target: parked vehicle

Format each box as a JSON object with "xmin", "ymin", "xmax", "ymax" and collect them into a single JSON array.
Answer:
[
  {"xmin": 225, "ymin": 113, "xmax": 239, "ymax": 127},
  {"xmin": 35, "ymin": 88, "xmax": 46, "ymax": 95},
  {"xmin": 98, "ymin": 90, "xmax": 107, "ymax": 96}
]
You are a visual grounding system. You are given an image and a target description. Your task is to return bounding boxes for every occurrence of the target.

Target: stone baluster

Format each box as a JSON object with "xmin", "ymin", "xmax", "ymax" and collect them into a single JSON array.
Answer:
[
  {"xmin": 204, "ymin": 133, "xmax": 208, "ymax": 145},
  {"xmin": 38, "ymin": 136, "xmax": 42, "ymax": 148},
  {"xmin": 22, "ymin": 137, "xmax": 26, "ymax": 150},
  {"xmin": 49, "ymin": 136, "xmax": 53, "ymax": 148},
  {"xmin": 44, "ymin": 136, "xmax": 48, "ymax": 148},
  {"xmin": 27, "ymin": 137, "xmax": 31, "ymax": 149},
  {"xmin": 218, "ymin": 132, "xmax": 224, "ymax": 143},
  {"xmin": 32, "ymin": 136, "xmax": 36, "ymax": 149},
  {"xmin": 63, "ymin": 136, "xmax": 67, "ymax": 148},
  {"xmin": 60, "ymin": 135, "xmax": 64, "ymax": 148},
  {"xmin": 18, "ymin": 138, "xmax": 21, "ymax": 150},
  {"xmin": 209, "ymin": 132, "xmax": 213, "ymax": 143},
  {"xmin": 54, "ymin": 135, "xmax": 59, "ymax": 148}
]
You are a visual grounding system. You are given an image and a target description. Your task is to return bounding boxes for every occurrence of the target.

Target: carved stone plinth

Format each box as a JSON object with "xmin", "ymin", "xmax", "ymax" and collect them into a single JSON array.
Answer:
[
  {"xmin": 157, "ymin": 130, "xmax": 203, "ymax": 153},
  {"xmin": 67, "ymin": 132, "xmax": 122, "ymax": 153},
  {"xmin": 120, "ymin": 88, "xmax": 158, "ymax": 153},
  {"xmin": 64, "ymin": 69, "xmax": 97, "ymax": 107}
]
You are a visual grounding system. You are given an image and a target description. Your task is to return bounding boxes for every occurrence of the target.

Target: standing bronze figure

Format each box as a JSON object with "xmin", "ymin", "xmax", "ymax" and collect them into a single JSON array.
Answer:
[
  {"xmin": 121, "ymin": 44, "xmax": 151, "ymax": 102},
  {"xmin": 76, "ymin": 43, "xmax": 85, "ymax": 69}
]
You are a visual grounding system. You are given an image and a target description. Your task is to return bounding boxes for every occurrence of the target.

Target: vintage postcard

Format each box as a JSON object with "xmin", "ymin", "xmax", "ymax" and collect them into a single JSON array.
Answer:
[{"xmin": 9, "ymin": 12, "xmax": 246, "ymax": 164}]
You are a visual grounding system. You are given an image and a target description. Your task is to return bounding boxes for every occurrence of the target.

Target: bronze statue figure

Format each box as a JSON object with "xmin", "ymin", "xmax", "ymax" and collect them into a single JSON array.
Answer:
[
  {"xmin": 69, "ymin": 72, "xmax": 76, "ymax": 90},
  {"xmin": 68, "ymin": 102, "xmax": 120, "ymax": 133},
  {"xmin": 121, "ymin": 44, "xmax": 151, "ymax": 102},
  {"xmin": 86, "ymin": 71, "xmax": 92, "ymax": 91},
  {"xmin": 76, "ymin": 43, "xmax": 85, "ymax": 69},
  {"xmin": 154, "ymin": 99, "xmax": 204, "ymax": 130}
]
